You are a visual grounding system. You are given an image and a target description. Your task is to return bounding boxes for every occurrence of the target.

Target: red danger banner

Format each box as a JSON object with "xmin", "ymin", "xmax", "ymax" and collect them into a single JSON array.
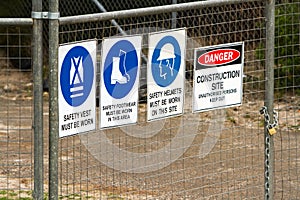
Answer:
[{"xmin": 197, "ymin": 49, "xmax": 240, "ymax": 66}]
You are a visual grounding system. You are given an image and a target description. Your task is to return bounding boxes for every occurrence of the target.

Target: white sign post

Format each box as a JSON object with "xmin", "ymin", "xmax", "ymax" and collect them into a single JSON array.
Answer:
[
  {"xmin": 58, "ymin": 40, "xmax": 97, "ymax": 137},
  {"xmin": 100, "ymin": 35, "xmax": 142, "ymax": 129},
  {"xmin": 147, "ymin": 29, "xmax": 186, "ymax": 121},
  {"xmin": 193, "ymin": 42, "xmax": 244, "ymax": 112}
]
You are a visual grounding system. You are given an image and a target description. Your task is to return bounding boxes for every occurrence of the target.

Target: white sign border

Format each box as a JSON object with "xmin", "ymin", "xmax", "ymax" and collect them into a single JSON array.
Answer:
[
  {"xmin": 192, "ymin": 41, "xmax": 244, "ymax": 113},
  {"xmin": 99, "ymin": 34, "xmax": 143, "ymax": 129},
  {"xmin": 58, "ymin": 39, "xmax": 97, "ymax": 138},
  {"xmin": 147, "ymin": 28, "xmax": 186, "ymax": 122}
]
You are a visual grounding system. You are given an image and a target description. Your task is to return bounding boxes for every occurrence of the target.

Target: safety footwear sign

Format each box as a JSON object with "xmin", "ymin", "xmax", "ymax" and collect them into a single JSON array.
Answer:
[
  {"xmin": 193, "ymin": 42, "xmax": 244, "ymax": 112},
  {"xmin": 100, "ymin": 35, "xmax": 142, "ymax": 129},
  {"xmin": 147, "ymin": 29, "xmax": 186, "ymax": 121},
  {"xmin": 58, "ymin": 40, "xmax": 96, "ymax": 137}
]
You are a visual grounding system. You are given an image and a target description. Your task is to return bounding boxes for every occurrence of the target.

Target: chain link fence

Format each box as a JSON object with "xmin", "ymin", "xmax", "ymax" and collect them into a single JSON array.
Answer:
[
  {"xmin": 0, "ymin": 26, "xmax": 34, "ymax": 199},
  {"xmin": 273, "ymin": 0, "xmax": 300, "ymax": 199},
  {"xmin": 0, "ymin": 0, "xmax": 299, "ymax": 199},
  {"xmin": 57, "ymin": 1, "xmax": 267, "ymax": 199}
]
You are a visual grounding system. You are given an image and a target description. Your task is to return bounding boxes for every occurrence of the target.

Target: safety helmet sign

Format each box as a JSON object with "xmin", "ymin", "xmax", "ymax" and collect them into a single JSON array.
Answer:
[
  {"xmin": 151, "ymin": 35, "xmax": 182, "ymax": 87},
  {"xmin": 58, "ymin": 40, "xmax": 96, "ymax": 138},
  {"xmin": 147, "ymin": 29, "xmax": 186, "ymax": 121},
  {"xmin": 100, "ymin": 35, "xmax": 142, "ymax": 129}
]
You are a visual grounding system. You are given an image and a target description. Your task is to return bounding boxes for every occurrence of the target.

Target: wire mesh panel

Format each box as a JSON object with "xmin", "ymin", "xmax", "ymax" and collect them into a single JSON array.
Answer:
[
  {"xmin": 273, "ymin": 0, "xmax": 300, "ymax": 199},
  {"xmin": 57, "ymin": 1, "xmax": 268, "ymax": 199},
  {"xmin": 1, "ymin": 0, "xmax": 298, "ymax": 199},
  {"xmin": 0, "ymin": 26, "xmax": 34, "ymax": 199},
  {"xmin": 0, "ymin": 0, "xmax": 32, "ymax": 18},
  {"xmin": 59, "ymin": 0, "xmax": 201, "ymax": 17}
]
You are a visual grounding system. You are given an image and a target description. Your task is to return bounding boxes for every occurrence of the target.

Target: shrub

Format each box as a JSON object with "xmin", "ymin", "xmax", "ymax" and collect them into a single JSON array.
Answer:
[{"xmin": 256, "ymin": 2, "xmax": 300, "ymax": 93}]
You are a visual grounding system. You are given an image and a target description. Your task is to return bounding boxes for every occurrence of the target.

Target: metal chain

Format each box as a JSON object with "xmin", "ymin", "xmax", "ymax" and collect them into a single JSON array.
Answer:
[
  {"xmin": 260, "ymin": 106, "xmax": 278, "ymax": 199},
  {"xmin": 272, "ymin": 109, "xmax": 279, "ymax": 128},
  {"xmin": 264, "ymin": 134, "xmax": 271, "ymax": 200},
  {"xmin": 260, "ymin": 106, "xmax": 279, "ymax": 133}
]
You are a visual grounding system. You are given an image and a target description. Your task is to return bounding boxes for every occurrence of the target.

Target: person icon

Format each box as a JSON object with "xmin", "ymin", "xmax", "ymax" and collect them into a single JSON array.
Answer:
[
  {"xmin": 151, "ymin": 35, "xmax": 181, "ymax": 88},
  {"xmin": 157, "ymin": 43, "xmax": 176, "ymax": 80}
]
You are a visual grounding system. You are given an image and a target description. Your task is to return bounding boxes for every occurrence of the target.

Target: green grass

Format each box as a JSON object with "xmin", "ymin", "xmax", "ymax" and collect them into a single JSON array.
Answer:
[
  {"xmin": 0, "ymin": 190, "xmax": 101, "ymax": 200},
  {"xmin": 0, "ymin": 190, "xmax": 33, "ymax": 200},
  {"xmin": 106, "ymin": 193, "xmax": 125, "ymax": 200}
]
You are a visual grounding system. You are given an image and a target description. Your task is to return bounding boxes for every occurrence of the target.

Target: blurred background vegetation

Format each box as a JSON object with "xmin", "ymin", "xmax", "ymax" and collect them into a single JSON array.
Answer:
[
  {"xmin": 256, "ymin": 1, "xmax": 300, "ymax": 95},
  {"xmin": 0, "ymin": 0, "xmax": 299, "ymax": 95}
]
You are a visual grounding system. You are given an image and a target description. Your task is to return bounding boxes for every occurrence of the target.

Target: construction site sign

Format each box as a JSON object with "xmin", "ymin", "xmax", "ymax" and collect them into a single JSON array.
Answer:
[
  {"xmin": 100, "ymin": 35, "xmax": 142, "ymax": 129},
  {"xmin": 193, "ymin": 42, "xmax": 244, "ymax": 112},
  {"xmin": 58, "ymin": 40, "xmax": 97, "ymax": 137},
  {"xmin": 147, "ymin": 29, "xmax": 186, "ymax": 121}
]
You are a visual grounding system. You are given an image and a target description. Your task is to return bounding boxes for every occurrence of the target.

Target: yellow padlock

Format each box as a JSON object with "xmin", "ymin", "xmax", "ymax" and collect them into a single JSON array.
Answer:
[{"xmin": 268, "ymin": 127, "xmax": 277, "ymax": 135}]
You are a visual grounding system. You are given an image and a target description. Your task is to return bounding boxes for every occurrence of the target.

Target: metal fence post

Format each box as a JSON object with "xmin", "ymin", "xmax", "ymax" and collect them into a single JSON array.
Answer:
[
  {"xmin": 264, "ymin": 0, "xmax": 275, "ymax": 199},
  {"xmin": 172, "ymin": 0, "xmax": 177, "ymax": 29},
  {"xmin": 32, "ymin": 0, "xmax": 44, "ymax": 199},
  {"xmin": 49, "ymin": 0, "xmax": 59, "ymax": 199}
]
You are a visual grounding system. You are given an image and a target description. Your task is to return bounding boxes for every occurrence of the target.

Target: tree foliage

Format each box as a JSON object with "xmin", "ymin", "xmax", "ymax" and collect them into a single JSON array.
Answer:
[{"xmin": 256, "ymin": 2, "xmax": 300, "ymax": 92}]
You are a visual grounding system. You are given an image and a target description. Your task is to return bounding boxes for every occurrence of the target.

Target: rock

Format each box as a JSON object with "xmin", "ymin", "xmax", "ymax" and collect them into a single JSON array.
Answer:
[{"xmin": 3, "ymin": 83, "xmax": 18, "ymax": 92}]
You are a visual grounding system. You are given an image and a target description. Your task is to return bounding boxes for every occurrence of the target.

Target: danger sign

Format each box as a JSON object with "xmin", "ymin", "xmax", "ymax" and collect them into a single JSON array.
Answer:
[{"xmin": 193, "ymin": 42, "xmax": 244, "ymax": 112}]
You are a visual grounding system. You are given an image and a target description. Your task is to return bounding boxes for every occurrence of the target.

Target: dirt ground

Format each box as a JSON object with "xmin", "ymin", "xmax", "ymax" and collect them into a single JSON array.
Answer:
[{"xmin": 0, "ymin": 69, "xmax": 299, "ymax": 199}]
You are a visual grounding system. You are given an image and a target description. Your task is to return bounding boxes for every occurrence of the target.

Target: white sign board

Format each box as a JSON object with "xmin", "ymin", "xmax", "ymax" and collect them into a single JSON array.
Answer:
[
  {"xmin": 100, "ymin": 35, "xmax": 142, "ymax": 129},
  {"xmin": 193, "ymin": 42, "xmax": 244, "ymax": 112},
  {"xmin": 58, "ymin": 40, "xmax": 97, "ymax": 137},
  {"xmin": 147, "ymin": 29, "xmax": 186, "ymax": 121}
]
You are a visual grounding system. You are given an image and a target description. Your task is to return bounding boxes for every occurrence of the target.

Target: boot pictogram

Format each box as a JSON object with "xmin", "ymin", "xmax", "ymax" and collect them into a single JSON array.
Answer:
[{"xmin": 111, "ymin": 49, "xmax": 130, "ymax": 84}]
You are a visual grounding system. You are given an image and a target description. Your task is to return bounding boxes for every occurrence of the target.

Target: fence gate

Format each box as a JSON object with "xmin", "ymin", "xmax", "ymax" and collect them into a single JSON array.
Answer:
[
  {"xmin": 54, "ymin": 0, "xmax": 269, "ymax": 199},
  {"xmin": 0, "ymin": 0, "xmax": 300, "ymax": 199}
]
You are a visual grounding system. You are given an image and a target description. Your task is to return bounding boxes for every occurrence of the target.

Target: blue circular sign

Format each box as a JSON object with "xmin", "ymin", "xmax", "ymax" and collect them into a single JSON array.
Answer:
[
  {"xmin": 151, "ymin": 36, "xmax": 181, "ymax": 87},
  {"xmin": 103, "ymin": 40, "xmax": 138, "ymax": 99},
  {"xmin": 60, "ymin": 46, "xmax": 94, "ymax": 107}
]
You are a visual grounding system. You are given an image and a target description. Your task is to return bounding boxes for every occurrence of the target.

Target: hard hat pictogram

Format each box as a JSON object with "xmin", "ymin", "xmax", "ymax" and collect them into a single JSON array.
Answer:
[
  {"xmin": 151, "ymin": 35, "xmax": 181, "ymax": 87},
  {"xmin": 157, "ymin": 43, "xmax": 176, "ymax": 61}
]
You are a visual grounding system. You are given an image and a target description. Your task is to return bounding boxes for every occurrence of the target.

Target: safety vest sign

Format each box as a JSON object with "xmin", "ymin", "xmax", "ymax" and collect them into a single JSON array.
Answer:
[
  {"xmin": 193, "ymin": 42, "xmax": 244, "ymax": 112},
  {"xmin": 100, "ymin": 35, "xmax": 142, "ymax": 129},
  {"xmin": 147, "ymin": 29, "xmax": 186, "ymax": 121},
  {"xmin": 58, "ymin": 40, "xmax": 97, "ymax": 137}
]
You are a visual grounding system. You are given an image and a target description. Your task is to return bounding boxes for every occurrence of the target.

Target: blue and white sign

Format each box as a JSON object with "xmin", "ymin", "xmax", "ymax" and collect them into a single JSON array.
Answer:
[
  {"xmin": 58, "ymin": 40, "xmax": 96, "ymax": 137},
  {"xmin": 151, "ymin": 36, "xmax": 182, "ymax": 87},
  {"xmin": 147, "ymin": 29, "xmax": 186, "ymax": 121},
  {"xmin": 100, "ymin": 35, "xmax": 142, "ymax": 129}
]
